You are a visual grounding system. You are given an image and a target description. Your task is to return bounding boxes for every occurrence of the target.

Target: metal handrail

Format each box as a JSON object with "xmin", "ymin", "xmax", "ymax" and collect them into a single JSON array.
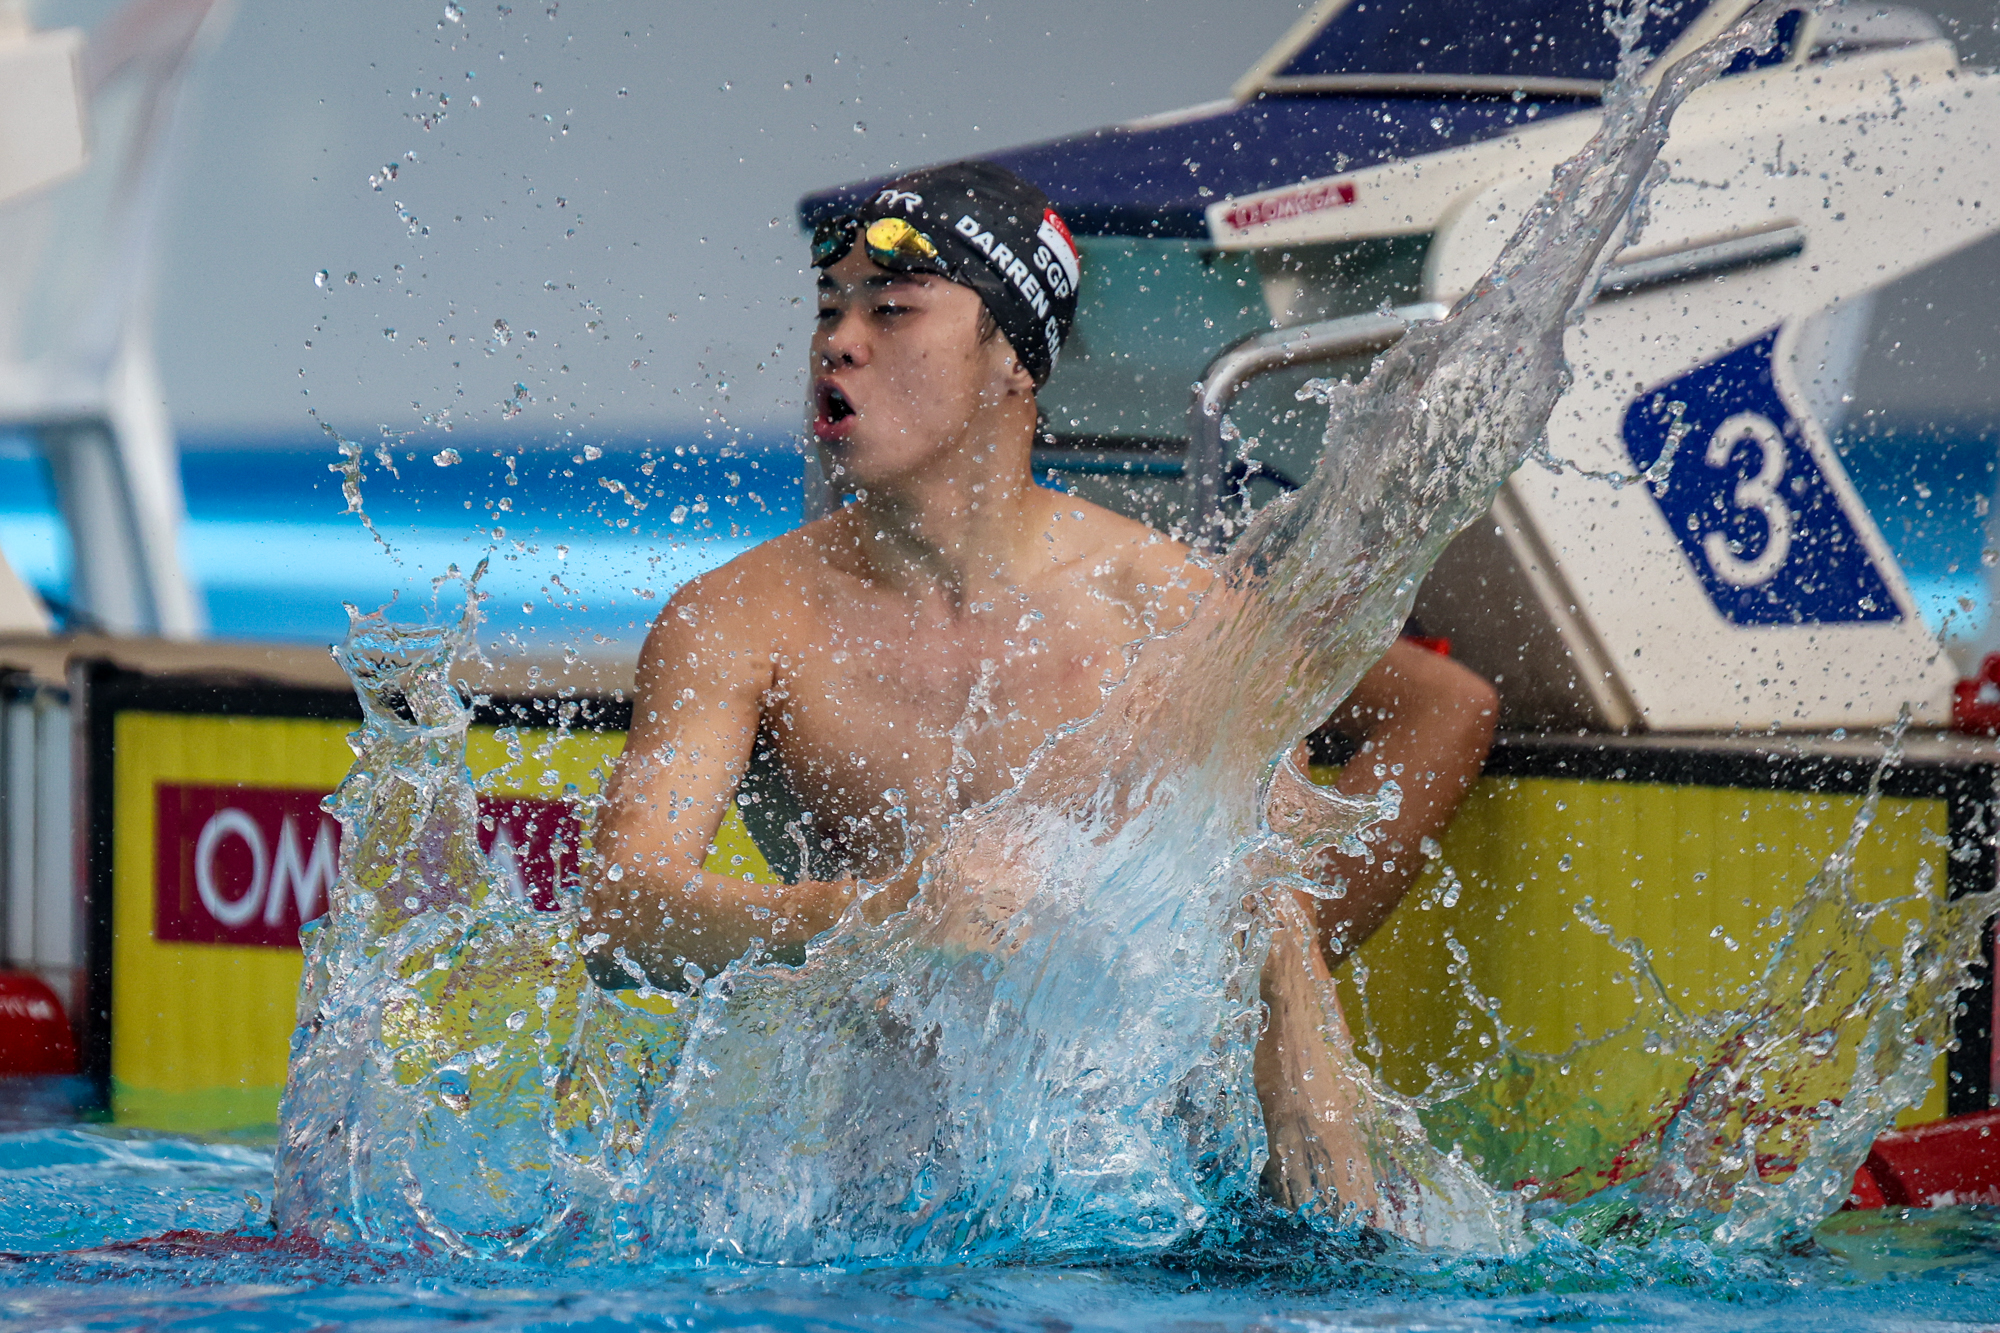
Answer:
[
  {"xmin": 1186, "ymin": 303, "xmax": 1448, "ymax": 534},
  {"xmin": 1595, "ymin": 224, "xmax": 1803, "ymax": 299},
  {"xmin": 1183, "ymin": 225, "xmax": 1808, "ymax": 541}
]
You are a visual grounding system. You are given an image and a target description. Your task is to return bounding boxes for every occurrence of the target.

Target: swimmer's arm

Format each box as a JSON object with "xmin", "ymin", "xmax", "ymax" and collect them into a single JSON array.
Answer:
[
  {"xmin": 586, "ymin": 582, "xmax": 852, "ymax": 987},
  {"xmin": 1303, "ymin": 639, "xmax": 1498, "ymax": 958}
]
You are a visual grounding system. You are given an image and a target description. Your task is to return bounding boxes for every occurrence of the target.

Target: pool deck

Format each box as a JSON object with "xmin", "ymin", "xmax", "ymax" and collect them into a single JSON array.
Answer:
[{"xmin": 0, "ymin": 632, "xmax": 637, "ymax": 702}]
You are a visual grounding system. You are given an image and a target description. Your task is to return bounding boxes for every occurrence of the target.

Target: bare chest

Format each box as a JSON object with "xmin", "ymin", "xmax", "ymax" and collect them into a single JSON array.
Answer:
[{"xmin": 762, "ymin": 595, "xmax": 1135, "ymax": 867}]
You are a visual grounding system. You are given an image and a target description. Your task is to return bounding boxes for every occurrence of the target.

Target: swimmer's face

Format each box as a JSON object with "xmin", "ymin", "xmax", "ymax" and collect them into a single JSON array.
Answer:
[{"xmin": 810, "ymin": 246, "xmax": 1027, "ymax": 485}]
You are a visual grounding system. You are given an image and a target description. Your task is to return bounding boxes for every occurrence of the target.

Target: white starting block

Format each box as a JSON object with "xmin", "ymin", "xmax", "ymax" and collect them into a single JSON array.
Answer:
[{"xmin": 1211, "ymin": 25, "xmax": 2000, "ymax": 730}]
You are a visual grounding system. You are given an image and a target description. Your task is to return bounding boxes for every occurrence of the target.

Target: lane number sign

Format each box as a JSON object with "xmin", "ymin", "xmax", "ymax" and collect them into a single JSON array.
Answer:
[{"xmin": 1621, "ymin": 327, "xmax": 1899, "ymax": 626}]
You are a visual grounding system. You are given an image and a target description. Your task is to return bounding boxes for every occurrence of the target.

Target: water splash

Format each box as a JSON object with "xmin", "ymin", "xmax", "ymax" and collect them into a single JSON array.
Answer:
[
  {"xmin": 1406, "ymin": 713, "xmax": 1994, "ymax": 1250},
  {"xmin": 315, "ymin": 411, "xmax": 399, "ymax": 561},
  {"xmin": 274, "ymin": 0, "xmax": 1994, "ymax": 1268}
]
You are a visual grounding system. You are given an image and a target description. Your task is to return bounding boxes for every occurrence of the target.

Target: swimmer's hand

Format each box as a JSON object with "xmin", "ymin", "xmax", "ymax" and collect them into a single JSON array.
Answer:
[
  {"xmin": 854, "ymin": 848, "xmax": 931, "ymax": 926},
  {"xmin": 583, "ymin": 850, "xmax": 938, "ymax": 993},
  {"xmin": 584, "ymin": 865, "xmax": 867, "ymax": 990},
  {"xmin": 888, "ymin": 824, "xmax": 1056, "ymax": 956}
]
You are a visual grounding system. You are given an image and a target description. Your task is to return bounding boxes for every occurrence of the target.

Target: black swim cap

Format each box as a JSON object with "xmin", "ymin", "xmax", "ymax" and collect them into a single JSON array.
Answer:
[{"xmin": 811, "ymin": 161, "xmax": 1081, "ymax": 387}]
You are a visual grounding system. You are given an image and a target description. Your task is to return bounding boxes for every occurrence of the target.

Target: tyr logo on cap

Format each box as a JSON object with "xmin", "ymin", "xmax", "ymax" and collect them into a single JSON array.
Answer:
[{"xmin": 873, "ymin": 188, "xmax": 924, "ymax": 213}]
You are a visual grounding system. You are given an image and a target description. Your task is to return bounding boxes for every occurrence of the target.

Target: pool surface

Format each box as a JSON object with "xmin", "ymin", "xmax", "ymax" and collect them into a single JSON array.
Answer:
[
  {"xmin": 0, "ymin": 1125, "xmax": 1991, "ymax": 1332},
  {"xmin": 0, "ymin": 430, "xmax": 805, "ymax": 650}
]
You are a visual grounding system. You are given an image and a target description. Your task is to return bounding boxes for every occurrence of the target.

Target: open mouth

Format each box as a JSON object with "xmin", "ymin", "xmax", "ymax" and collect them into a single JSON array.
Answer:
[{"xmin": 814, "ymin": 381, "xmax": 857, "ymax": 440}]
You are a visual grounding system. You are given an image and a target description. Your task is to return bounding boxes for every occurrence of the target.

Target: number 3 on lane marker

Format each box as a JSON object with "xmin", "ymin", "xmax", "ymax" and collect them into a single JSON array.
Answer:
[
  {"xmin": 1701, "ymin": 412, "xmax": 1792, "ymax": 589},
  {"xmin": 1621, "ymin": 327, "xmax": 1899, "ymax": 627}
]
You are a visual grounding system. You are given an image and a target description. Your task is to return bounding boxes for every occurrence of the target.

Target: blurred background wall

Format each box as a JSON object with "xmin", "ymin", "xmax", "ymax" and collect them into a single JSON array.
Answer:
[{"xmin": 136, "ymin": 0, "xmax": 1334, "ymax": 438}]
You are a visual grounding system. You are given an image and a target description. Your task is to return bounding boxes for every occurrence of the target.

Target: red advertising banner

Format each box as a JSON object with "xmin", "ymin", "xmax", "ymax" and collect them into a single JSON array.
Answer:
[
  {"xmin": 154, "ymin": 784, "xmax": 578, "ymax": 948},
  {"xmin": 479, "ymin": 796, "xmax": 582, "ymax": 913}
]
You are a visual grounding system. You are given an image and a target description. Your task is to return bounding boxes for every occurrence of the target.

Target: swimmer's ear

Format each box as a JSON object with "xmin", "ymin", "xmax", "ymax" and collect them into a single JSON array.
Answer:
[
  {"xmin": 975, "ymin": 348, "xmax": 1036, "ymax": 408},
  {"xmin": 975, "ymin": 308, "xmax": 1036, "ymax": 397},
  {"xmin": 995, "ymin": 346, "xmax": 1036, "ymax": 398}
]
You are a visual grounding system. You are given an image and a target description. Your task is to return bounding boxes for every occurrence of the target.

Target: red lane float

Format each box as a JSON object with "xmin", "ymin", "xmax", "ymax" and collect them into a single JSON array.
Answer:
[
  {"xmin": 1953, "ymin": 653, "xmax": 2000, "ymax": 734},
  {"xmin": 1846, "ymin": 1109, "xmax": 2000, "ymax": 1209},
  {"xmin": 0, "ymin": 972, "xmax": 76, "ymax": 1077}
]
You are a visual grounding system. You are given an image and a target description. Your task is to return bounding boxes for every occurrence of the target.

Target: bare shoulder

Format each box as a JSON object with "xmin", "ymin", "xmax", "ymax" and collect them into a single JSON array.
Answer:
[
  {"xmin": 636, "ymin": 524, "xmax": 832, "ymax": 682},
  {"xmin": 1040, "ymin": 495, "xmax": 1212, "ymax": 630}
]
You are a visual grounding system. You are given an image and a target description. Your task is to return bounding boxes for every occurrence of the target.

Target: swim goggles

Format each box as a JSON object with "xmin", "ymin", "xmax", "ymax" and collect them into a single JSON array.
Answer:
[{"xmin": 810, "ymin": 214, "xmax": 953, "ymax": 277}]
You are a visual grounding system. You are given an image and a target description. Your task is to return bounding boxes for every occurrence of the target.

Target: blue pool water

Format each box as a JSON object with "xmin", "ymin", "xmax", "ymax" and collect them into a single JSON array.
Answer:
[
  {"xmin": 0, "ymin": 1127, "xmax": 1995, "ymax": 1331},
  {"xmin": 1836, "ymin": 419, "xmax": 2000, "ymax": 648},
  {"xmin": 0, "ymin": 429, "xmax": 806, "ymax": 648},
  {"xmin": 0, "ymin": 421, "xmax": 1988, "ymax": 652}
]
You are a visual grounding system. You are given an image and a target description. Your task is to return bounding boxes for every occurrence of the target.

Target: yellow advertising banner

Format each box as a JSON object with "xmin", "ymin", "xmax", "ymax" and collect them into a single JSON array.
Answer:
[
  {"xmin": 1334, "ymin": 769, "xmax": 1957, "ymax": 1154},
  {"xmin": 109, "ymin": 708, "xmax": 772, "ymax": 1132},
  {"xmin": 95, "ymin": 680, "xmax": 1985, "ymax": 1146}
]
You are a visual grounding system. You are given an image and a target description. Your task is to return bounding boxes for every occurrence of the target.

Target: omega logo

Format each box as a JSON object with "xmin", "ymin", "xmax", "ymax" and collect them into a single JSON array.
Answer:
[{"xmin": 192, "ymin": 807, "xmax": 338, "ymax": 929}]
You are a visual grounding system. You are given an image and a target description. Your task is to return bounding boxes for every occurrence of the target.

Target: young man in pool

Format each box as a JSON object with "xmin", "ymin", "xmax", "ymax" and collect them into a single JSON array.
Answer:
[{"xmin": 586, "ymin": 161, "xmax": 1498, "ymax": 1218}]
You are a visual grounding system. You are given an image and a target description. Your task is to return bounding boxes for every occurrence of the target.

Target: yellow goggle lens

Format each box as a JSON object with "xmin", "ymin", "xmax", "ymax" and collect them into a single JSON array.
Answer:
[{"xmin": 865, "ymin": 217, "xmax": 939, "ymax": 264}]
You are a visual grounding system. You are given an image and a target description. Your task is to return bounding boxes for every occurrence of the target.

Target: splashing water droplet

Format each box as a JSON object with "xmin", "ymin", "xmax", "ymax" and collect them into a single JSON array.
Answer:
[
  {"xmin": 314, "ymin": 269, "xmax": 329, "ymax": 288},
  {"xmin": 433, "ymin": 449, "xmax": 461, "ymax": 467}
]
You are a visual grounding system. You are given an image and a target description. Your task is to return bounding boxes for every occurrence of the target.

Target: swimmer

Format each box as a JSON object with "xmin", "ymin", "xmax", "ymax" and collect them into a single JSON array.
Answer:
[{"xmin": 586, "ymin": 161, "xmax": 1497, "ymax": 1221}]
